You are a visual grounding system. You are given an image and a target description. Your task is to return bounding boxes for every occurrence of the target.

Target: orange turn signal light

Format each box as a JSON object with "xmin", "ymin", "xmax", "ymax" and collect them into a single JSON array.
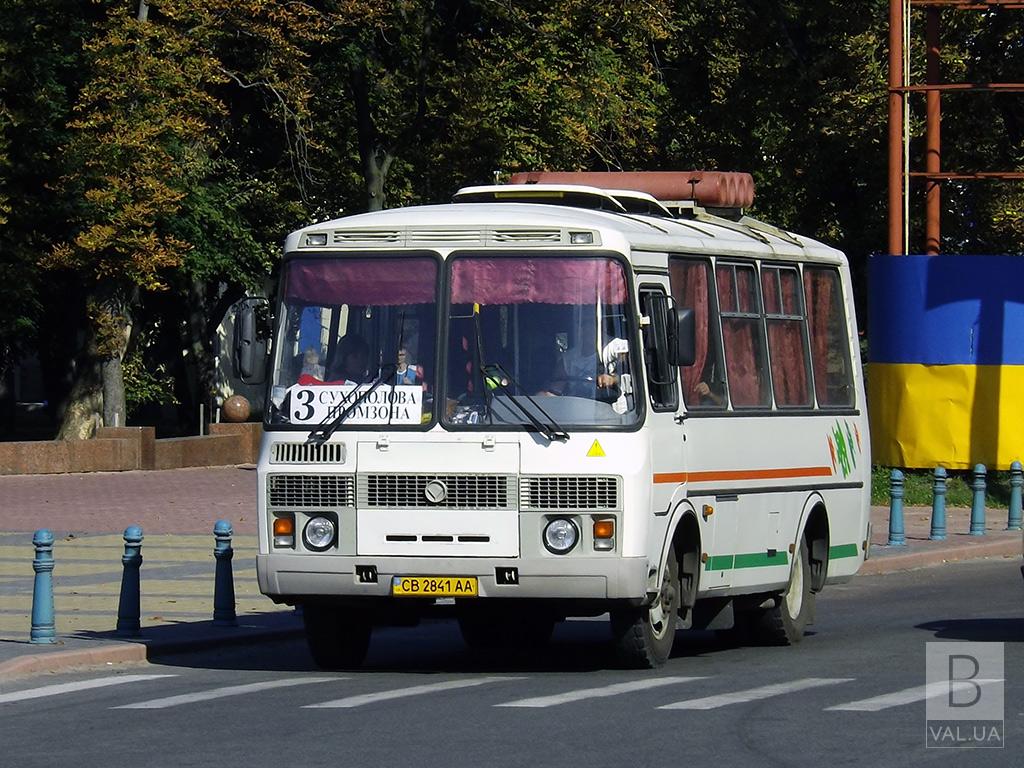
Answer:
[
  {"xmin": 593, "ymin": 520, "xmax": 615, "ymax": 539},
  {"xmin": 273, "ymin": 517, "xmax": 295, "ymax": 536}
]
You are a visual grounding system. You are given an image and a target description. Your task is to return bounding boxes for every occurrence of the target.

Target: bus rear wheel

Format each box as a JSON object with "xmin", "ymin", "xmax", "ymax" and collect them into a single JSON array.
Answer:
[
  {"xmin": 748, "ymin": 539, "xmax": 812, "ymax": 646},
  {"xmin": 610, "ymin": 547, "xmax": 680, "ymax": 668},
  {"xmin": 302, "ymin": 604, "xmax": 372, "ymax": 670}
]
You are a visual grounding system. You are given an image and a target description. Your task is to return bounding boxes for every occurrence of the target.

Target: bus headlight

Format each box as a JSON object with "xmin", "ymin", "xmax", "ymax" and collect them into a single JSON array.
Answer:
[
  {"xmin": 543, "ymin": 519, "xmax": 579, "ymax": 554},
  {"xmin": 303, "ymin": 516, "xmax": 336, "ymax": 551}
]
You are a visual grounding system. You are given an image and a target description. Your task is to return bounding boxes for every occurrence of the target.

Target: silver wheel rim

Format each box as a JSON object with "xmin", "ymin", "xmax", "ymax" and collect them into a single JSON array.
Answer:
[
  {"xmin": 785, "ymin": 551, "xmax": 805, "ymax": 619},
  {"xmin": 649, "ymin": 571, "xmax": 677, "ymax": 639}
]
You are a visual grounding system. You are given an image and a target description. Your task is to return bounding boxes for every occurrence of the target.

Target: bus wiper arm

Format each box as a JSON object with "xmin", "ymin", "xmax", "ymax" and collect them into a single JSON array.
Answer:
[
  {"xmin": 307, "ymin": 365, "xmax": 397, "ymax": 446},
  {"xmin": 481, "ymin": 363, "xmax": 569, "ymax": 443}
]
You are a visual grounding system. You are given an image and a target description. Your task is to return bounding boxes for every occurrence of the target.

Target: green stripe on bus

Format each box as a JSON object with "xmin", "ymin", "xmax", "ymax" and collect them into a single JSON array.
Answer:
[
  {"xmin": 704, "ymin": 551, "xmax": 789, "ymax": 571},
  {"xmin": 828, "ymin": 543, "xmax": 859, "ymax": 559}
]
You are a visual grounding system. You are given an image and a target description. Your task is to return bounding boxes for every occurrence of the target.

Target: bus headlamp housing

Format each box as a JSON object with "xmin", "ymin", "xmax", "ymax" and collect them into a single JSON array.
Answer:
[
  {"xmin": 543, "ymin": 519, "xmax": 579, "ymax": 554},
  {"xmin": 303, "ymin": 516, "xmax": 336, "ymax": 551}
]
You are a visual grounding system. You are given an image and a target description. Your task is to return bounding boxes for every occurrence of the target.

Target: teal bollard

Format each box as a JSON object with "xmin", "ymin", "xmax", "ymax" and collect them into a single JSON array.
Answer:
[
  {"xmin": 888, "ymin": 469, "xmax": 906, "ymax": 546},
  {"xmin": 970, "ymin": 464, "xmax": 987, "ymax": 536},
  {"xmin": 1008, "ymin": 461, "xmax": 1022, "ymax": 531},
  {"xmin": 30, "ymin": 529, "xmax": 56, "ymax": 643},
  {"xmin": 930, "ymin": 467, "xmax": 947, "ymax": 541},
  {"xmin": 116, "ymin": 526, "xmax": 143, "ymax": 636},
  {"xmin": 213, "ymin": 520, "xmax": 237, "ymax": 626}
]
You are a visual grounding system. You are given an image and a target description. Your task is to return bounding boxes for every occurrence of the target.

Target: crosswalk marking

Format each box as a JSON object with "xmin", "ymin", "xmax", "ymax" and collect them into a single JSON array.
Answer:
[
  {"xmin": 496, "ymin": 676, "xmax": 704, "ymax": 708},
  {"xmin": 113, "ymin": 677, "xmax": 339, "ymax": 709},
  {"xmin": 0, "ymin": 674, "xmax": 176, "ymax": 705},
  {"xmin": 304, "ymin": 677, "xmax": 520, "ymax": 708},
  {"xmin": 826, "ymin": 679, "xmax": 1004, "ymax": 712},
  {"xmin": 658, "ymin": 677, "xmax": 853, "ymax": 710}
]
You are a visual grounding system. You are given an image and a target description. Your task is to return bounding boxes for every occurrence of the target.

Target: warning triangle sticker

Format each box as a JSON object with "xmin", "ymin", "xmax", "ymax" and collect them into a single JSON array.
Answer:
[{"xmin": 587, "ymin": 440, "xmax": 606, "ymax": 458}]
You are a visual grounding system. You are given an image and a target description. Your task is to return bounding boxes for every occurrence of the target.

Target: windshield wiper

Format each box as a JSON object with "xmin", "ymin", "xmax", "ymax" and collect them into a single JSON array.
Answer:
[
  {"xmin": 480, "ymin": 362, "xmax": 569, "ymax": 443},
  {"xmin": 306, "ymin": 364, "xmax": 397, "ymax": 446}
]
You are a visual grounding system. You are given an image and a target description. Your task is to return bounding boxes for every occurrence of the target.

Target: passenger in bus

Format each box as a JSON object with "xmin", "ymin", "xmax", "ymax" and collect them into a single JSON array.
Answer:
[
  {"xmin": 325, "ymin": 334, "xmax": 370, "ymax": 384},
  {"xmin": 394, "ymin": 346, "xmax": 421, "ymax": 385},
  {"xmin": 540, "ymin": 335, "xmax": 628, "ymax": 399}
]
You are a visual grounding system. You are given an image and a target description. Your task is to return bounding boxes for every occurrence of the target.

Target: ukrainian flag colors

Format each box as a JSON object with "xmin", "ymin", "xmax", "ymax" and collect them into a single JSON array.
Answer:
[{"xmin": 869, "ymin": 255, "xmax": 1024, "ymax": 470}]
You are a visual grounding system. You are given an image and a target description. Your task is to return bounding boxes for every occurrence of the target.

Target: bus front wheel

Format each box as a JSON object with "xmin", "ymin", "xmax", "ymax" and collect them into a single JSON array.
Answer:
[
  {"xmin": 749, "ymin": 539, "xmax": 812, "ymax": 645},
  {"xmin": 302, "ymin": 604, "xmax": 372, "ymax": 670},
  {"xmin": 610, "ymin": 547, "xmax": 680, "ymax": 668}
]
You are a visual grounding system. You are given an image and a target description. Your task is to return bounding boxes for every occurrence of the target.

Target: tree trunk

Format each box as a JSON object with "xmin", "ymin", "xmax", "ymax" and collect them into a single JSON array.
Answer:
[
  {"xmin": 178, "ymin": 280, "xmax": 215, "ymax": 434},
  {"xmin": 56, "ymin": 355, "xmax": 102, "ymax": 440}
]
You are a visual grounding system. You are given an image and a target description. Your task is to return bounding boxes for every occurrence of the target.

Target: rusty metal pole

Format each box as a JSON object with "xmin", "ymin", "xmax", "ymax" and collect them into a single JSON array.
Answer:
[
  {"xmin": 925, "ymin": 7, "xmax": 942, "ymax": 255},
  {"xmin": 888, "ymin": 0, "xmax": 905, "ymax": 255}
]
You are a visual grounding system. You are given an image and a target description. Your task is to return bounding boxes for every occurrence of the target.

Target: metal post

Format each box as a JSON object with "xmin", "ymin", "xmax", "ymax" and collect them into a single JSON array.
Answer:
[
  {"xmin": 888, "ymin": 0, "xmax": 906, "ymax": 255},
  {"xmin": 888, "ymin": 469, "xmax": 906, "ymax": 546},
  {"xmin": 930, "ymin": 466, "xmax": 947, "ymax": 541},
  {"xmin": 1008, "ymin": 460, "xmax": 1023, "ymax": 531},
  {"xmin": 925, "ymin": 7, "xmax": 942, "ymax": 255},
  {"xmin": 117, "ymin": 525, "xmax": 143, "ymax": 635},
  {"xmin": 213, "ymin": 520, "xmax": 237, "ymax": 626},
  {"xmin": 30, "ymin": 529, "xmax": 56, "ymax": 643},
  {"xmin": 970, "ymin": 464, "xmax": 987, "ymax": 535}
]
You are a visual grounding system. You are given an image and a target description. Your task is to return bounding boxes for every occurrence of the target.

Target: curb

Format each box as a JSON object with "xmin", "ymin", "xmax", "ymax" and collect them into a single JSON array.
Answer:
[
  {"xmin": 861, "ymin": 538, "xmax": 1021, "ymax": 575},
  {"xmin": 0, "ymin": 621, "xmax": 304, "ymax": 682}
]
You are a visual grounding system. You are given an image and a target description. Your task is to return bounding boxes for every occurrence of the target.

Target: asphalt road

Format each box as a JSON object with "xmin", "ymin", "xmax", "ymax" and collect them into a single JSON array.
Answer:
[{"xmin": 1, "ymin": 558, "xmax": 1022, "ymax": 768}]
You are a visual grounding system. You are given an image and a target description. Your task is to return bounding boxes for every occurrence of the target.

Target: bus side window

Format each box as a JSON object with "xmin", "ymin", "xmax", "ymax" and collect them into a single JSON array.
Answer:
[
  {"xmin": 762, "ymin": 266, "xmax": 812, "ymax": 407},
  {"xmin": 639, "ymin": 288, "xmax": 678, "ymax": 412},
  {"xmin": 668, "ymin": 257, "xmax": 727, "ymax": 409},
  {"xmin": 717, "ymin": 262, "xmax": 771, "ymax": 408},
  {"xmin": 804, "ymin": 266, "xmax": 855, "ymax": 407}
]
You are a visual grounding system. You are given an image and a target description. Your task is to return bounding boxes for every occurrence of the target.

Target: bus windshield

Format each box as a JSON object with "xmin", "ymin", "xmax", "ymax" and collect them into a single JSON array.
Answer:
[
  {"xmin": 444, "ymin": 255, "xmax": 639, "ymax": 430},
  {"xmin": 267, "ymin": 255, "xmax": 438, "ymax": 428}
]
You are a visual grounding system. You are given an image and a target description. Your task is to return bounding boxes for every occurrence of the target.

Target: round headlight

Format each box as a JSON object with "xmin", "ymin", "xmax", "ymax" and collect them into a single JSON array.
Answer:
[
  {"xmin": 543, "ymin": 518, "xmax": 579, "ymax": 554},
  {"xmin": 303, "ymin": 516, "xmax": 336, "ymax": 551}
]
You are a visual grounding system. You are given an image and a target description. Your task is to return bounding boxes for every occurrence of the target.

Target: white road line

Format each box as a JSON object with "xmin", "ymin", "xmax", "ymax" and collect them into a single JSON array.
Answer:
[
  {"xmin": 496, "ymin": 676, "xmax": 704, "ymax": 708},
  {"xmin": 0, "ymin": 674, "xmax": 176, "ymax": 705},
  {"xmin": 305, "ymin": 677, "xmax": 521, "ymax": 708},
  {"xmin": 659, "ymin": 677, "xmax": 853, "ymax": 710},
  {"xmin": 113, "ymin": 677, "xmax": 339, "ymax": 709},
  {"xmin": 826, "ymin": 679, "xmax": 1004, "ymax": 712}
]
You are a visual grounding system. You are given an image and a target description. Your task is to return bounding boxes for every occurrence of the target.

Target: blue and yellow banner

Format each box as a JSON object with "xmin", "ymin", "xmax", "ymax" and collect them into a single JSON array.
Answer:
[{"xmin": 869, "ymin": 255, "xmax": 1024, "ymax": 470}]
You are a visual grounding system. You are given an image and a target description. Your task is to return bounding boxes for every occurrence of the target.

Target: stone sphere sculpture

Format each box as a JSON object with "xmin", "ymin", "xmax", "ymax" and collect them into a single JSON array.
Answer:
[{"xmin": 222, "ymin": 395, "xmax": 251, "ymax": 423}]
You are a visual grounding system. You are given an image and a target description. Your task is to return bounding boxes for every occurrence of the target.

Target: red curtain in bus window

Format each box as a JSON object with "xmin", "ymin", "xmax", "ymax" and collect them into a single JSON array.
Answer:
[
  {"xmin": 668, "ymin": 259, "xmax": 710, "ymax": 403},
  {"xmin": 722, "ymin": 318, "xmax": 766, "ymax": 406},
  {"xmin": 449, "ymin": 258, "xmax": 627, "ymax": 305},
  {"xmin": 766, "ymin": 321, "xmax": 810, "ymax": 406},
  {"xmin": 804, "ymin": 267, "xmax": 852, "ymax": 406}
]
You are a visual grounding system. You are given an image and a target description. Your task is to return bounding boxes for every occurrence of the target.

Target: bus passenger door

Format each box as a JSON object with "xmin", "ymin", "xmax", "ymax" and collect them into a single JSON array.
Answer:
[{"xmin": 637, "ymin": 281, "xmax": 686, "ymax": 556}]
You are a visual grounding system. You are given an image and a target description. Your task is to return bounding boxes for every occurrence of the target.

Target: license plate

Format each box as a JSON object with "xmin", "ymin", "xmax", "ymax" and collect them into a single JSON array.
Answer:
[{"xmin": 391, "ymin": 576, "xmax": 478, "ymax": 597}]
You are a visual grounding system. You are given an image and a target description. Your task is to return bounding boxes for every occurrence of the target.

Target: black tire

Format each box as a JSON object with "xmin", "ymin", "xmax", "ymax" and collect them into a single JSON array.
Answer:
[
  {"xmin": 610, "ymin": 546, "xmax": 680, "ymax": 668},
  {"xmin": 748, "ymin": 539, "xmax": 813, "ymax": 646},
  {"xmin": 302, "ymin": 604, "xmax": 372, "ymax": 670}
]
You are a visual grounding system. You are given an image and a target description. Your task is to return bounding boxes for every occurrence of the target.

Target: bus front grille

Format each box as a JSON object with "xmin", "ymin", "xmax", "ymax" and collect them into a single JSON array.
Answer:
[
  {"xmin": 267, "ymin": 474, "xmax": 355, "ymax": 508},
  {"xmin": 360, "ymin": 474, "xmax": 516, "ymax": 510},
  {"xmin": 520, "ymin": 476, "xmax": 621, "ymax": 511}
]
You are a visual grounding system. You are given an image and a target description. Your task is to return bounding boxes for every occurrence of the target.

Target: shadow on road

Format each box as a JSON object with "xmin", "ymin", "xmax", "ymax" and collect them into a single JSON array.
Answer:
[
  {"xmin": 916, "ymin": 618, "xmax": 1024, "ymax": 642},
  {"xmin": 145, "ymin": 619, "xmax": 746, "ymax": 676}
]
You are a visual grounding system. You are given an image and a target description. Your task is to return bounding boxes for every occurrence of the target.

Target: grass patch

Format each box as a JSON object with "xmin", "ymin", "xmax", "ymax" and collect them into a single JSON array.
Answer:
[{"xmin": 871, "ymin": 466, "xmax": 1013, "ymax": 508}]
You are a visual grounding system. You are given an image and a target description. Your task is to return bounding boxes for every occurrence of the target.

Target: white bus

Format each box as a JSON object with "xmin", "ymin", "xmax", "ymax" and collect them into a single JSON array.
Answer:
[{"xmin": 237, "ymin": 171, "xmax": 871, "ymax": 669}]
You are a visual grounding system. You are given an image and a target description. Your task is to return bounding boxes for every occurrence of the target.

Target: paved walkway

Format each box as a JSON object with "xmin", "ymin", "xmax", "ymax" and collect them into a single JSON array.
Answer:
[{"xmin": 0, "ymin": 466, "xmax": 1019, "ymax": 678}]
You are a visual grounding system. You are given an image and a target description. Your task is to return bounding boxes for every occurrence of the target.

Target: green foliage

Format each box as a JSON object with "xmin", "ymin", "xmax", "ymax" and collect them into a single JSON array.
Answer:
[
  {"xmin": 122, "ymin": 345, "xmax": 178, "ymax": 416},
  {"xmin": 871, "ymin": 466, "xmax": 1012, "ymax": 509}
]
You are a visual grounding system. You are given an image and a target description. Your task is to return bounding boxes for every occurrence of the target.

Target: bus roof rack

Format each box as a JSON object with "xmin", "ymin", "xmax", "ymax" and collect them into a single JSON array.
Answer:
[
  {"xmin": 452, "ymin": 184, "xmax": 628, "ymax": 213},
  {"xmin": 506, "ymin": 171, "xmax": 755, "ymax": 211}
]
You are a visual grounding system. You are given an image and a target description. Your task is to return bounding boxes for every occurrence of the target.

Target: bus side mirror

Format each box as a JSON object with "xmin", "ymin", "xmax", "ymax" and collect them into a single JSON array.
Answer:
[
  {"xmin": 232, "ymin": 297, "xmax": 271, "ymax": 384},
  {"xmin": 668, "ymin": 307, "xmax": 696, "ymax": 367}
]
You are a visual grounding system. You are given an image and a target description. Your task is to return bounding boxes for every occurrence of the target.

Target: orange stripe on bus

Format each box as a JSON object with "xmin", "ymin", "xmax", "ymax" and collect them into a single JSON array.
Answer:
[{"xmin": 653, "ymin": 466, "xmax": 834, "ymax": 484}]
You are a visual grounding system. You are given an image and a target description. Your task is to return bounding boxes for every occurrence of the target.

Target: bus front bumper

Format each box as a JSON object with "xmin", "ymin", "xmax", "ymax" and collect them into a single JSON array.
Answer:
[{"xmin": 257, "ymin": 553, "xmax": 649, "ymax": 601}]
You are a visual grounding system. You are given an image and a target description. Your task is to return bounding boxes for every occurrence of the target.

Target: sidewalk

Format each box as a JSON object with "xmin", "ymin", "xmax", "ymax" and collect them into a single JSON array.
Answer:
[{"xmin": 0, "ymin": 466, "xmax": 1019, "ymax": 679}]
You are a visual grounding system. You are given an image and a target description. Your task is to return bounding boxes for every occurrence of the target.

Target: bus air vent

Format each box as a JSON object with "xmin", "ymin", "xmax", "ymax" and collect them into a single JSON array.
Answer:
[
  {"xmin": 407, "ymin": 228, "xmax": 484, "ymax": 243},
  {"xmin": 520, "ymin": 476, "xmax": 621, "ymax": 511},
  {"xmin": 331, "ymin": 229, "xmax": 402, "ymax": 244},
  {"xmin": 360, "ymin": 473, "xmax": 516, "ymax": 510},
  {"xmin": 270, "ymin": 442, "xmax": 346, "ymax": 464},
  {"xmin": 267, "ymin": 474, "xmax": 355, "ymax": 508},
  {"xmin": 492, "ymin": 228, "xmax": 563, "ymax": 243}
]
